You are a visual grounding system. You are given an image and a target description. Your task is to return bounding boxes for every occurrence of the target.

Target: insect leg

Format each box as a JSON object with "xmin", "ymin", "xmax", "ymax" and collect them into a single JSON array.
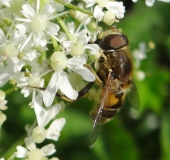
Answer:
[
  {"xmin": 77, "ymin": 81, "xmax": 95, "ymax": 99},
  {"xmin": 84, "ymin": 64, "xmax": 102, "ymax": 84},
  {"xmin": 55, "ymin": 81, "xmax": 95, "ymax": 102}
]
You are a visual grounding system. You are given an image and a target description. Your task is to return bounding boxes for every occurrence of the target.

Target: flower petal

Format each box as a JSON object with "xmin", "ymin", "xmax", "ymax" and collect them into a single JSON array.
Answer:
[
  {"xmin": 45, "ymin": 22, "xmax": 60, "ymax": 36},
  {"xmin": 93, "ymin": 5, "xmax": 104, "ymax": 22},
  {"xmin": 67, "ymin": 57, "xmax": 95, "ymax": 82},
  {"xmin": 67, "ymin": 57, "xmax": 86, "ymax": 68},
  {"xmin": 34, "ymin": 95, "xmax": 61, "ymax": 127},
  {"xmin": 10, "ymin": 29, "xmax": 26, "ymax": 45},
  {"xmin": 52, "ymin": 2, "xmax": 64, "ymax": 12},
  {"xmin": 33, "ymin": 95, "xmax": 44, "ymax": 126},
  {"xmin": 106, "ymin": 2, "xmax": 125, "ymax": 19},
  {"xmin": 41, "ymin": 144, "xmax": 56, "ymax": 156},
  {"xmin": 41, "ymin": 104, "xmax": 61, "ymax": 127},
  {"xmin": 21, "ymin": 4, "xmax": 35, "ymax": 18},
  {"xmin": 33, "ymin": 32, "xmax": 47, "ymax": 47},
  {"xmin": 41, "ymin": 4, "xmax": 56, "ymax": 17},
  {"xmin": 59, "ymin": 72, "xmax": 78, "ymax": 100},
  {"xmin": 0, "ymin": 72, "xmax": 10, "ymax": 87},
  {"xmin": 0, "ymin": 29, "xmax": 7, "ymax": 46},
  {"xmin": 1, "ymin": 0, "xmax": 12, "ymax": 7},
  {"xmin": 83, "ymin": 0, "xmax": 95, "ymax": 7},
  {"xmin": 24, "ymin": 137, "xmax": 36, "ymax": 150},
  {"xmin": 43, "ymin": 71, "xmax": 58, "ymax": 107},
  {"xmin": 10, "ymin": 57, "xmax": 25, "ymax": 72},
  {"xmin": 145, "ymin": 0, "xmax": 155, "ymax": 6},
  {"xmin": 46, "ymin": 118, "xmax": 66, "ymax": 141},
  {"xmin": 84, "ymin": 44, "xmax": 99, "ymax": 55},
  {"xmin": 71, "ymin": 66, "xmax": 95, "ymax": 82},
  {"xmin": 15, "ymin": 146, "xmax": 28, "ymax": 158},
  {"xmin": 16, "ymin": 23, "xmax": 30, "ymax": 34},
  {"xmin": 21, "ymin": 88, "xmax": 32, "ymax": 97}
]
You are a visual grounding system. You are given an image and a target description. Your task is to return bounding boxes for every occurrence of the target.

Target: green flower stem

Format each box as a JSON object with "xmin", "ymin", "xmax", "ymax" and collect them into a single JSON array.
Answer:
[
  {"xmin": 39, "ymin": 50, "xmax": 46, "ymax": 62},
  {"xmin": 54, "ymin": 0, "xmax": 93, "ymax": 16},
  {"xmin": 51, "ymin": 37, "xmax": 60, "ymax": 51},
  {"xmin": 2, "ymin": 134, "xmax": 25, "ymax": 159},
  {"xmin": 56, "ymin": 16, "xmax": 73, "ymax": 41},
  {"xmin": 5, "ymin": 87, "xmax": 15, "ymax": 95}
]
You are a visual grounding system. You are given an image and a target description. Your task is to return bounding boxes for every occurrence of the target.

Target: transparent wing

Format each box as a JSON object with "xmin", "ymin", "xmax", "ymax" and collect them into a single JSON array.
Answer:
[
  {"xmin": 89, "ymin": 120, "xmax": 103, "ymax": 148},
  {"xmin": 127, "ymin": 80, "xmax": 140, "ymax": 110},
  {"xmin": 89, "ymin": 86, "xmax": 109, "ymax": 148},
  {"xmin": 89, "ymin": 74, "xmax": 116, "ymax": 148}
]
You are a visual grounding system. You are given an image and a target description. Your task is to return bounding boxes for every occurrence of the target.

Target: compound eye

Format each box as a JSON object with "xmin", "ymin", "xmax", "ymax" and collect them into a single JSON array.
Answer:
[{"xmin": 99, "ymin": 34, "xmax": 128, "ymax": 51}]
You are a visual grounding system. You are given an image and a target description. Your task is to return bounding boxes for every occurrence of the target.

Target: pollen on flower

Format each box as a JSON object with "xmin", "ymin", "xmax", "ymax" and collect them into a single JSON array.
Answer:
[
  {"xmin": 71, "ymin": 43, "xmax": 84, "ymax": 56},
  {"xmin": 50, "ymin": 52, "xmax": 67, "ymax": 71},
  {"xmin": 31, "ymin": 14, "xmax": 46, "ymax": 32},
  {"xmin": 31, "ymin": 126, "xmax": 46, "ymax": 143}
]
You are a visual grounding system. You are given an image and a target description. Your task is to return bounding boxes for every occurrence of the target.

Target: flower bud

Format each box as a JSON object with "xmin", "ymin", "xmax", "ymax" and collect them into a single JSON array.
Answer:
[
  {"xmin": 51, "ymin": 52, "xmax": 67, "ymax": 71},
  {"xmin": 71, "ymin": 43, "xmax": 84, "ymax": 56},
  {"xmin": 32, "ymin": 126, "xmax": 46, "ymax": 143}
]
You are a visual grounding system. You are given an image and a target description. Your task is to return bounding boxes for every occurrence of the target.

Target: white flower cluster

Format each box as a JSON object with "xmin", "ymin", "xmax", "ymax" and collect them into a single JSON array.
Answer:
[
  {"xmin": 83, "ymin": 0, "xmax": 125, "ymax": 25},
  {"xmin": 132, "ymin": 42, "xmax": 155, "ymax": 81},
  {"xmin": 0, "ymin": 0, "xmax": 126, "ymax": 159}
]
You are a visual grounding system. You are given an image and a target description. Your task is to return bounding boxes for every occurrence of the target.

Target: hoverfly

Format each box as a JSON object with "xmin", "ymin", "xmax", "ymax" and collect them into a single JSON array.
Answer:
[{"xmin": 87, "ymin": 27, "xmax": 139, "ymax": 147}]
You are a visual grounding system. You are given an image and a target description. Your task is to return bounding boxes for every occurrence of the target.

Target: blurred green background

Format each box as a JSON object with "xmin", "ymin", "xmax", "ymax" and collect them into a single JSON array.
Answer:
[{"xmin": 1, "ymin": 0, "xmax": 170, "ymax": 160}]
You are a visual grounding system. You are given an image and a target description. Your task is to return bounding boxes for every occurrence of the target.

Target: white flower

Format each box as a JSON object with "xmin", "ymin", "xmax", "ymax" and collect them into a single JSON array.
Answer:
[
  {"xmin": 133, "ymin": 43, "xmax": 147, "ymax": 68},
  {"xmin": 34, "ymin": 95, "xmax": 62, "ymax": 127},
  {"xmin": 136, "ymin": 70, "xmax": 146, "ymax": 81},
  {"xmin": 0, "ymin": 0, "xmax": 25, "ymax": 18},
  {"xmin": 84, "ymin": 0, "xmax": 125, "ymax": 23},
  {"xmin": 0, "ymin": 28, "xmax": 41, "ymax": 88},
  {"xmin": 46, "ymin": 118, "xmax": 65, "ymax": 141},
  {"xmin": 0, "ymin": 90, "xmax": 8, "ymax": 110},
  {"xmin": 0, "ymin": 29, "xmax": 7, "ymax": 46},
  {"xmin": 33, "ymin": 95, "xmax": 66, "ymax": 141},
  {"xmin": 15, "ymin": 137, "xmax": 56, "ymax": 159},
  {"xmin": 0, "ymin": 0, "xmax": 12, "ymax": 7},
  {"xmin": 11, "ymin": 71, "xmax": 42, "ymax": 100},
  {"xmin": 0, "ymin": 29, "xmax": 26, "ymax": 57},
  {"xmin": 145, "ymin": 0, "xmax": 155, "ymax": 6},
  {"xmin": 71, "ymin": 3, "xmax": 90, "ymax": 23},
  {"xmin": 8, "ymin": 63, "xmax": 50, "ymax": 110},
  {"xmin": 31, "ymin": 126, "xmax": 46, "ymax": 143},
  {"xmin": 62, "ymin": 22, "xmax": 99, "ymax": 57},
  {"xmin": 106, "ymin": 1, "xmax": 125, "ymax": 19},
  {"xmin": 93, "ymin": 5, "xmax": 104, "ymax": 22},
  {"xmin": 43, "ymin": 52, "xmax": 95, "ymax": 107},
  {"xmin": 0, "ymin": 111, "xmax": 6, "ymax": 127},
  {"xmin": 15, "ymin": 0, "xmax": 67, "ymax": 51}
]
